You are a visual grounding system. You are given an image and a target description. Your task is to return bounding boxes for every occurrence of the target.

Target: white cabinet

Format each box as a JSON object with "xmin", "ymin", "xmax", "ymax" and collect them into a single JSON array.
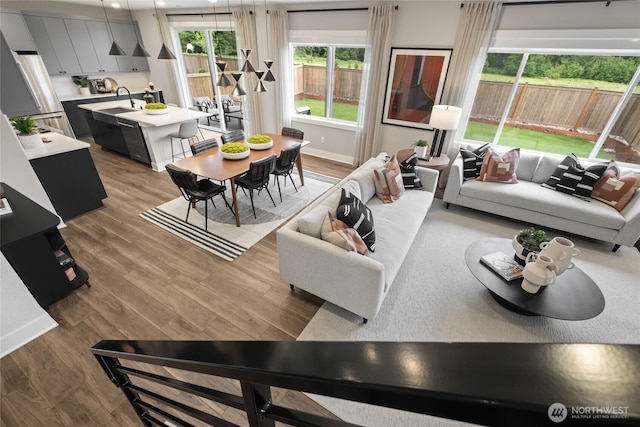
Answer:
[
  {"xmin": 0, "ymin": 11, "xmax": 36, "ymax": 51},
  {"xmin": 86, "ymin": 21, "xmax": 121, "ymax": 73},
  {"xmin": 110, "ymin": 22, "xmax": 149, "ymax": 72},
  {"xmin": 23, "ymin": 15, "xmax": 82, "ymax": 75}
]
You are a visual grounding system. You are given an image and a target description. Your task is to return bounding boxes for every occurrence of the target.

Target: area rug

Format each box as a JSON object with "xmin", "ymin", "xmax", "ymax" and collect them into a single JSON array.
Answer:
[
  {"xmin": 140, "ymin": 171, "xmax": 337, "ymax": 261},
  {"xmin": 298, "ymin": 199, "xmax": 640, "ymax": 426}
]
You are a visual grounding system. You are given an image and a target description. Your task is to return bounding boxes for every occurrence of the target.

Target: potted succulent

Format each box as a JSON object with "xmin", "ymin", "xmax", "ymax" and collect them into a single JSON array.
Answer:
[
  {"xmin": 72, "ymin": 75, "xmax": 90, "ymax": 95},
  {"xmin": 412, "ymin": 139, "xmax": 428, "ymax": 158},
  {"xmin": 512, "ymin": 227, "xmax": 548, "ymax": 264},
  {"xmin": 10, "ymin": 116, "xmax": 43, "ymax": 149}
]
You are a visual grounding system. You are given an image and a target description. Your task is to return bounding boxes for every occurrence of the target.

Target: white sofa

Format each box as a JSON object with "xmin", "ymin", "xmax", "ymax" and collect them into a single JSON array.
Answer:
[
  {"xmin": 277, "ymin": 154, "xmax": 439, "ymax": 322},
  {"xmin": 443, "ymin": 150, "xmax": 640, "ymax": 250}
]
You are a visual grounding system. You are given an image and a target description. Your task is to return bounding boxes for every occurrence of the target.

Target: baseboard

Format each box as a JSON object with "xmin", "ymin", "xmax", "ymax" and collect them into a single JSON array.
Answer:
[
  {"xmin": 0, "ymin": 314, "xmax": 58, "ymax": 358},
  {"xmin": 301, "ymin": 147, "xmax": 353, "ymax": 165}
]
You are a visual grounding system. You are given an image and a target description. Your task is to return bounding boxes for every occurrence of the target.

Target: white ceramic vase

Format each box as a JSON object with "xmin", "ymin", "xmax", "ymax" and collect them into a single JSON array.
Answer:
[
  {"xmin": 414, "ymin": 145, "xmax": 428, "ymax": 158},
  {"xmin": 521, "ymin": 253, "xmax": 558, "ymax": 294},
  {"xmin": 79, "ymin": 87, "xmax": 91, "ymax": 95},
  {"xmin": 539, "ymin": 237, "xmax": 580, "ymax": 275}
]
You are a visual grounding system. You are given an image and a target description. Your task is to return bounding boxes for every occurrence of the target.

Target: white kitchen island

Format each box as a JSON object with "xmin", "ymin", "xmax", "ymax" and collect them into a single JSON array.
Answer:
[{"xmin": 78, "ymin": 100, "xmax": 209, "ymax": 171}]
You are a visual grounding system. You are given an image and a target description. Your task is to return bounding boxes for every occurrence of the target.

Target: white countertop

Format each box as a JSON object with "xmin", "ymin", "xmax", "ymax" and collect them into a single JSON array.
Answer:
[
  {"xmin": 23, "ymin": 132, "xmax": 91, "ymax": 160},
  {"xmin": 78, "ymin": 100, "xmax": 209, "ymax": 128},
  {"xmin": 59, "ymin": 89, "xmax": 148, "ymax": 102}
]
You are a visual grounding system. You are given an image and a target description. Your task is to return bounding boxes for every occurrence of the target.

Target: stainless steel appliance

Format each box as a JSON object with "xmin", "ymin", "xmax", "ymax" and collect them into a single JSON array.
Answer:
[{"xmin": 15, "ymin": 52, "xmax": 75, "ymax": 138}]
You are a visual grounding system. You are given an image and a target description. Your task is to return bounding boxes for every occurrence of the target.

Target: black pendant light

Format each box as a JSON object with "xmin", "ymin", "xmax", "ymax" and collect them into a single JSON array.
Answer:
[
  {"xmin": 153, "ymin": 0, "xmax": 176, "ymax": 60},
  {"xmin": 262, "ymin": 0, "xmax": 276, "ymax": 83},
  {"xmin": 101, "ymin": 0, "xmax": 127, "ymax": 56},
  {"xmin": 214, "ymin": 1, "xmax": 232, "ymax": 87},
  {"xmin": 127, "ymin": 0, "xmax": 150, "ymax": 57}
]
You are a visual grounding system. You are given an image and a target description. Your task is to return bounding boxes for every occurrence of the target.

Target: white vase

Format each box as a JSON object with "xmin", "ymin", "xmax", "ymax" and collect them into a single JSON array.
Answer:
[
  {"xmin": 18, "ymin": 133, "xmax": 44, "ymax": 149},
  {"xmin": 79, "ymin": 87, "xmax": 91, "ymax": 95},
  {"xmin": 414, "ymin": 145, "xmax": 428, "ymax": 158},
  {"xmin": 521, "ymin": 253, "xmax": 557, "ymax": 294},
  {"xmin": 539, "ymin": 237, "xmax": 580, "ymax": 275}
]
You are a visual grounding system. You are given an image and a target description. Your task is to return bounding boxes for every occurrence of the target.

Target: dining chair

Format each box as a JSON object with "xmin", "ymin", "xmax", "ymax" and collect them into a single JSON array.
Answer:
[
  {"xmin": 168, "ymin": 120, "xmax": 199, "ymax": 161},
  {"xmin": 271, "ymin": 143, "xmax": 301, "ymax": 202},
  {"xmin": 165, "ymin": 164, "xmax": 233, "ymax": 231},
  {"xmin": 281, "ymin": 127, "xmax": 304, "ymax": 140},
  {"xmin": 221, "ymin": 129, "xmax": 245, "ymax": 144},
  {"xmin": 235, "ymin": 154, "xmax": 277, "ymax": 218},
  {"xmin": 190, "ymin": 137, "xmax": 218, "ymax": 156}
]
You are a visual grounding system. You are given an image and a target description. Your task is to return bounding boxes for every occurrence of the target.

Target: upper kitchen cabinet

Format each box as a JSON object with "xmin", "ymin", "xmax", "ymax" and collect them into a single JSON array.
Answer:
[
  {"xmin": 64, "ymin": 18, "xmax": 117, "ymax": 74},
  {"xmin": 0, "ymin": 11, "xmax": 36, "ymax": 51},
  {"xmin": 23, "ymin": 15, "xmax": 82, "ymax": 75},
  {"xmin": 85, "ymin": 20, "xmax": 121, "ymax": 73},
  {"xmin": 0, "ymin": 30, "xmax": 40, "ymax": 116},
  {"xmin": 109, "ymin": 22, "xmax": 149, "ymax": 72}
]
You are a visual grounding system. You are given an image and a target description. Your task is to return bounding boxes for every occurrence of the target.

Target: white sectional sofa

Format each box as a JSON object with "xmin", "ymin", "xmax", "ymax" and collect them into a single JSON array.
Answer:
[
  {"xmin": 277, "ymin": 154, "xmax": 439, "ymax": 323},
  {"xmin": 443, "ymin": 150, "xmax": 640, "ymax": 250}
]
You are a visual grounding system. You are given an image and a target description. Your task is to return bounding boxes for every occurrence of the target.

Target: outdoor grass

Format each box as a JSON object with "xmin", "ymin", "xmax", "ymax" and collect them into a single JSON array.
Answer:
[
  {"xmin": 465, "ymin": 121, "xmax": 613, "ymax": 159},
  {"xmin": 295, "ymin": 98, "xmax": 359, "ymax": 122}
]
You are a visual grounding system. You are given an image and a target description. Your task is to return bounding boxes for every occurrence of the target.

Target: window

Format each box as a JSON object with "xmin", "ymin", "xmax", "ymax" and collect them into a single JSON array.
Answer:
[
  {"xmin": 465, "ymin": 51, "xmax": 640, "ymax": 167},
  {"xmin": 292, "ymin": 44, "xmax": 365, "ymax": 123}
]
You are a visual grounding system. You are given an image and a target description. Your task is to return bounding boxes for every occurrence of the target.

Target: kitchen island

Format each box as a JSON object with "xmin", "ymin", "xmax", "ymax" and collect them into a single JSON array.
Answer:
[{"xmin": 78, "ymin": 100, "xmax": 209, "ymax": 171}]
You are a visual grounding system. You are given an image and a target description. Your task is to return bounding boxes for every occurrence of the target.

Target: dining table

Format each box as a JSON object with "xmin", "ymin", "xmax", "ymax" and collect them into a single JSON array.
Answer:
[{"xmin": 173, "ymin": 133, "xmax": 308, "ymax": 227}]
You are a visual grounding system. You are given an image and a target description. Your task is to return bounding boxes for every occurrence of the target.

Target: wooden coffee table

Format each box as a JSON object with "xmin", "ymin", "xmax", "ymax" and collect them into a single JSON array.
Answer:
[{"xmin": 465, "ymin": 238, "xmax": 605, "ymax": 320}]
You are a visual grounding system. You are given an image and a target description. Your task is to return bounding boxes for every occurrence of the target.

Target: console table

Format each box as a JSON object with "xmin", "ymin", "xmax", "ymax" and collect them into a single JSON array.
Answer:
[{"xmin": 396, "ymin": 148, "xmax": 449, "ymax": 171}]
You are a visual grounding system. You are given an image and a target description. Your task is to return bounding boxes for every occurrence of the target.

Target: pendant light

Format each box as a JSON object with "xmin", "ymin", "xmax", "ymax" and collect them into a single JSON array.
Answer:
[
  {"xmin": 153, "ymin": 0, "xmax": 176, "ymax": 60},
  {"xmin": 101, "ymin": 0, "xmax": 126, "ymax": 56},
  {"xmin": 262, "ymin": 0, "xmax": 275, "ymax": 82},
  {"xmin": 214, "ymin": 1, "xmax": 232, "ymax": 87},
  {"xmin": 127, "ymin": 0, "xmax": 150, "ymax": 57}
]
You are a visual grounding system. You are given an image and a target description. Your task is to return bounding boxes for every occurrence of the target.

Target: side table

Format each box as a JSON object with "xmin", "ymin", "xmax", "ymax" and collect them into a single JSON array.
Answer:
[{"xmin": 396, "ymin": 149, "xmax": 450, "ymax": 171}]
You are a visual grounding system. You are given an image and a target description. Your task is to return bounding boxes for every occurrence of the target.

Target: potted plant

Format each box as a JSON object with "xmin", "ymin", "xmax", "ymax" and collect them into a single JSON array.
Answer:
[
  {"xmin": 10, "ymin": 116, "xmax": 43, "ymax": 149},
  {"xmin": 512, "ymin": 227, "xmax": 548, "ymax": 264},
  {"xmin": 412, "ymin": 139, "xmax": 428, "ymax": 158},
  {"xmin": 72, "ymin": 75, "xmax": 90, "ymax": 95}
]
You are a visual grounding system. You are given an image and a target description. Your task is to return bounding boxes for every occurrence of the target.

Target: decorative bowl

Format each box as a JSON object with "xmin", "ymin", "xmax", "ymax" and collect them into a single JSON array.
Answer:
[
  {"xmin": 145, "ymin": 108, "xmax": 169, "ymax": 115},
  {"xmin": 221, "ymin": 150, "xmax": 250, "ymax": 160},
  {"xmin": 246, "ymin": 135, "xmax": 273, "ymax": 150}
]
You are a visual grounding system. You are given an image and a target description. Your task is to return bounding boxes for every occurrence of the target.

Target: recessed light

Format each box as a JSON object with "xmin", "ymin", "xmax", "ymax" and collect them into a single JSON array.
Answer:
[
  {"xmin": 156, "ymin": 1, "xmax": 165, "ymax": 5},
  {"xmin": 208, "ymin": 0, "xmax": 218, "ymax": 3},
  {"xmin": 111, "ymin": 2, "xmax": 121, "ymax": 7}
]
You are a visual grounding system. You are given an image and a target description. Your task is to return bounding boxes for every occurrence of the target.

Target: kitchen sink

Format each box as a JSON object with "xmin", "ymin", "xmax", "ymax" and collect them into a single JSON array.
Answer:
[
  {"xmin": 93, "ymin": 107, "xmax": 137, "ymax": 125},
  {"xmin": 97, "ymin": 107, "xmax": 137, "ymax": 115}
]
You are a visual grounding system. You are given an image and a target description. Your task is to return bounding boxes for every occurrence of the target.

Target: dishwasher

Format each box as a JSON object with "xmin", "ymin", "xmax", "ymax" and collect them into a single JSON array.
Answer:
[{"xmin": 117, "ymin": 118, "xmax": 151, "ymax": 165}]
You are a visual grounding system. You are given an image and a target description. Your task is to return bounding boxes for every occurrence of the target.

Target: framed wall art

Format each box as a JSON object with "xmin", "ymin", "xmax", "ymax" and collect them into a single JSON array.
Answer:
[{"xmin": 381, "ymin": 48, "xmax": 453, "ymax": 130}]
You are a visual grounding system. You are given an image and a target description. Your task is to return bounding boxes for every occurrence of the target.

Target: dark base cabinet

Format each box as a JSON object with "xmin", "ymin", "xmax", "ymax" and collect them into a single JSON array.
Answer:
[
  {"xmin": 1, "ymin": 184, "xmax": 90, "ymax": 309},
  {"xmin": 30, "ymin": 148, "xmax": 108, "ymax": 221}
]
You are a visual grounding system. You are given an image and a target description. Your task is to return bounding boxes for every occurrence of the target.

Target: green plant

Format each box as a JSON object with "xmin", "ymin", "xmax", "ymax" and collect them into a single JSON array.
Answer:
[
  {"xmin": 412, "ymin": 139, "xmax": 428, "ymax": 147},
  {"xmin": 197, "ymin": 68, "xmax": 207, "ymax": 73},
  {"xmin": 71, "ymin": 75, "xmax": 89, "ymax": 87},
  {"xmin": 144, "ymin": 103, "xmax": 168, "ymax": 110},
  {"xmin": 9, "ymin": 116, "xmax": 36, "ymax": 136},
  {"xmin": 516, "ymin": 228, "xmax": 548, "ymax": 252},
  {"xmin": 221, "ymin": 142, "xmax": 248, "ymax": 153}
]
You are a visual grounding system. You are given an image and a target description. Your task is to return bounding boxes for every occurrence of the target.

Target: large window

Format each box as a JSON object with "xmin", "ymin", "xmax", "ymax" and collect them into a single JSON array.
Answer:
[
  {"xmin": 465, "ymin": 52, "xmax": 640, "ymax": 167},
  {"xmin": 292, "ymin": 44, "xmax": 365, "ymax": 123}
]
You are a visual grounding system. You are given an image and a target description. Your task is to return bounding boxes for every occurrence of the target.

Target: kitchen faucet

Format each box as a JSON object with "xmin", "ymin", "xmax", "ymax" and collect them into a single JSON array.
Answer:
[{"xmin": 116, "ymin": 86, "xmax": 135, "ymax": 108}]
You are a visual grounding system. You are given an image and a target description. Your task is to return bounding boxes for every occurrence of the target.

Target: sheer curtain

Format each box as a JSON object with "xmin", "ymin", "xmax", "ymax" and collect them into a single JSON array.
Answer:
[
  {"xmin": 441, "ymin": 2, "xmax": 502, "ymax": 166},
  {"xmin": 353, "ymin": 5, "xmax": 396, "ymax": 166},
  {"xmin": 269, "ymin": 10, "xmax": 293, "ymax": 130},
  {"xmin": 233, "ymin": 10, "xmax": 262, "ymax": 135},
  {"xmin": 157, "ymin": 12, "xmax": 189, "ymax": 108}
]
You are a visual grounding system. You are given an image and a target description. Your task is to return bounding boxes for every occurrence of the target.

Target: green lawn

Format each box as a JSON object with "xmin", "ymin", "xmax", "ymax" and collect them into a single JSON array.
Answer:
[
  {"xmin": 481, "ymin": 73, "xmax": 637, "ymax": 93},
  {"xmin": 295, "ymin": 98, "xmax": 359, "ymax": 122},
  {"xmin": 465, "ymin": 121, "xmax": 613, "ymax": 159}
]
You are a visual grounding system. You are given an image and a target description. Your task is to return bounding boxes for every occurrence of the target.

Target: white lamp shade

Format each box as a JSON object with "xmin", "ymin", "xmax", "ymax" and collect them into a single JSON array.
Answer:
[{"xmin": 429, "ymin": 105, "xmax": 462, "ymax": 130}]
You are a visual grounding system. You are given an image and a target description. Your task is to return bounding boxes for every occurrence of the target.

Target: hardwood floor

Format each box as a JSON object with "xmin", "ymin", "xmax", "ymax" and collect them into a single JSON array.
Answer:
[{"xmin": 1, "ymin": 141, "xmax": 355, "ymax": 426}]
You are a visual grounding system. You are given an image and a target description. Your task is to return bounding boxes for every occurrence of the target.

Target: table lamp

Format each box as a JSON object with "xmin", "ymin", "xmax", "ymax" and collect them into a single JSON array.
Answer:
[{"xmin": 429, "ymin": 105, "xmax": 462, "ymax": 157}]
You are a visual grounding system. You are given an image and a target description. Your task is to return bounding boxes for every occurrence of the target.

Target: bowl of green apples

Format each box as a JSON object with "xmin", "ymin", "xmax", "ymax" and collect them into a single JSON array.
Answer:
[
  {"xmin": 220, "ymin": 142, "xmax": 250, "ymax": 160},
  {"xmin": 246, "ymin": 134, "xmax": 273, "ymax": 150},
  {"xmin": 144, "ymin": 102, "xmax": 169, "ymax": 115}
]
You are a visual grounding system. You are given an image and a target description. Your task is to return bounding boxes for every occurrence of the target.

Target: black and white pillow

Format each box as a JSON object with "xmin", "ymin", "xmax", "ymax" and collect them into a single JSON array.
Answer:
[
  {"xmin": 336, "ymin": 188, "xmax": 376, "ymax": 252},
  {"xmin": 555, "ymin": 163, "xmax": 609, "ymax": 200},
  {"xmin": 399, "ymin": 152, "xmax": 423, "ymax": 189},
  {"xmin": 460, "ymin": 143, "xmax": 490, "ymax": 180},
  {"xmin": 542, "ymin": 154, "xmax": 580, "ymax": 190}
]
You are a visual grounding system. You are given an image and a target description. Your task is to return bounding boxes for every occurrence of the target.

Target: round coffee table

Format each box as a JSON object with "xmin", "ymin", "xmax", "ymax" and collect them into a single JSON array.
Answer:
[{"xmin": 465, "ymin": 238, "xmax": 605, "ymax": 320}]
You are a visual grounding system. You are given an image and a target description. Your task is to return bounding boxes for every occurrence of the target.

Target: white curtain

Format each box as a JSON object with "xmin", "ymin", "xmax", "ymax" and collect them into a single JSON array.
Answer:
[
  {"xmin": 156, "ymin": 12, "xmax": 189, "ymax": 108},
  {"xmin": 233, "ymin": 10, "xmax": 262, "ymax": 135},
  {"xmin": 353, "ymin": 6, "xmax": 396, "ymax": 166},
  {"xmin": 441, "ymin": 2, "xmax": 502, "ymax": 163},
  {"xmin": 269, "ymin": 10, "xmax": 293, "ymax": 130}
]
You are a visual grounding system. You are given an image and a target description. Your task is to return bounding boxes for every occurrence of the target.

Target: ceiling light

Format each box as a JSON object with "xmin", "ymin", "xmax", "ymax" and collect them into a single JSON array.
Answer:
[
  {"xmin": 208, "ymin": 0, "xmax": 218, "ymax": 3},
  {"xmin": 153, "ymin": 0, "xmax": 176, "ymax": 60},
  {"xmin": 127, "ymin": 0, "xmax": 150, "ymax": 57},
  {"xmin": 111, "ymin": 3, "xmax": 121, "ymax": 8},
  {"xmin": 156, "ymin": 1, "xmax": 165, "ymax": 5},
  {"xmin": 101, "ymin": 0, "xmax": 127, "ymax": 56}
]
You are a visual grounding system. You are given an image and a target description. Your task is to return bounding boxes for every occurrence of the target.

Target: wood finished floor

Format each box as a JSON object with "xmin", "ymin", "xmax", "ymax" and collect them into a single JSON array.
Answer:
[{"xmin": 1, "ymin": 140, "xmax": 355, "ymax": 426}]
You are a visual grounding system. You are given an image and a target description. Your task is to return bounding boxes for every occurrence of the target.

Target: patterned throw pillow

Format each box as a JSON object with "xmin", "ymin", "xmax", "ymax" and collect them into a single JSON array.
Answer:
[
  {"xmin": 555, "ymin": 162, "xmax": 609, "ymax": 200},
  {"xmin": 460, "ymin": 143, "xmax": 490, "ymax": 180},
  {"xmin": 399, "ymin": 152, "xmax": 423, "ymax": 189},
  {"xmin": 336, "ymin": 188, "xmax": 376, "ymax": 252},
  {"xmin": 320, "ymin": 213, "xmax": 369, "ymax": 255},
  {"xmin": 592, "ymin": 163, "xmax": 640, "ymax": 211},
  {"xmin": 373, "ymin": 155, "xmax": 405, "ymax": 203},
  {"xmin": 542, "ymin": 154, "xmax": 580, "ymax": 190},
  {"xmin": 477, "ymin": 148, "xmax": 520, "ymax": 184}
]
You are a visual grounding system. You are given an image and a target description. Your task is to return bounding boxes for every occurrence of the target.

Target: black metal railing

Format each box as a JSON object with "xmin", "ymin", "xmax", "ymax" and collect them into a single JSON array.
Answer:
[{"xmin": 91, "ymin": 341, "xmax": 639, "ymax": 427}]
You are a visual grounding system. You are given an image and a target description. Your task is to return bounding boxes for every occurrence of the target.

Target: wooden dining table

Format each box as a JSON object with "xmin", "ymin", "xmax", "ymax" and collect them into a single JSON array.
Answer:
[{"xmin": 173, "ymin": 133, "xmax": 308, "ymax": 227}]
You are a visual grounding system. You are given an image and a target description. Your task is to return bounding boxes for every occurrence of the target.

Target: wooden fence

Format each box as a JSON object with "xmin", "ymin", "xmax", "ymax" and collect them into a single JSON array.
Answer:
[
  {"xmin": 294, "ymin": 64, "xmax": 361, "ymax": 104},
  {"xmin": 471, "ymin": 81, "xmax": 640, "ymax": 149},
  {"xmin": 184, "ymin": 55, "xmax": 240, "ymax": 101}
]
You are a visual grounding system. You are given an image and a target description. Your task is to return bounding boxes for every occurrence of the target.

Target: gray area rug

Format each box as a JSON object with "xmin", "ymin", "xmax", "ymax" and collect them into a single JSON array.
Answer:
[
  {"xmin": 140, "ymin": 171, "xmax": 337, "ymax": 261},
  {"xmin": 298, "ymin": 198, "xmax": 640, "ymax": 426}
]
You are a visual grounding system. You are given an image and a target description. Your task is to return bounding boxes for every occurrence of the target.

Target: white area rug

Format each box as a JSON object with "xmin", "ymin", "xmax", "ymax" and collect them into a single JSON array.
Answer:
[
  {"xmin": 298, "ymin": 199, "xmax": 640, "ymax": 426},
  {"xmin": 140, "ymin": 171, "xmax": 337, "ymax": 261}
]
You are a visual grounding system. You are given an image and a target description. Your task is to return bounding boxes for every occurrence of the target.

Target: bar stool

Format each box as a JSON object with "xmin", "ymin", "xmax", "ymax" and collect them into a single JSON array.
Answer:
[{"xmin": 168, "ymin": 120, "xmax": 199, "ymax": 161}]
